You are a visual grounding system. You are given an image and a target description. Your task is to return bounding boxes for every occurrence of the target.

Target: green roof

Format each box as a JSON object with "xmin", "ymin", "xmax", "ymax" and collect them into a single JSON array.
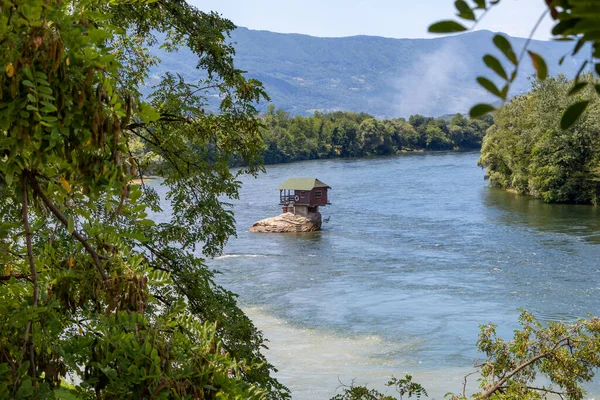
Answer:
[{"xmin": 277, "ymin": 178, "xmax": 331, "ymax": 191}]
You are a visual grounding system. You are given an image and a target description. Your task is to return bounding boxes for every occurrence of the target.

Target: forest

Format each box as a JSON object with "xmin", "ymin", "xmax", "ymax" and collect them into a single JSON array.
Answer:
[
  {"xmin": 478, "ymin": 75, "xmax": 600, "ymax": 205},
  {"xmin": 259, "ymin": 106, "xmax": 493, "ymax": 164}
]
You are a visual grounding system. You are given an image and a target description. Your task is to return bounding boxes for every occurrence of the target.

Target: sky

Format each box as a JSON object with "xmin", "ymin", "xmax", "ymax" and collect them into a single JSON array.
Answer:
[{"xmin": 189, "ymin": 0, "xmax": 554, "ymax": 40}]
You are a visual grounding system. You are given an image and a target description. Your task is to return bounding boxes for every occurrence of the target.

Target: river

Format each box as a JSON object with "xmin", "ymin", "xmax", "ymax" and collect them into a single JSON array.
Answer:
[{"xmin": 155, "ymin": 151, "xmax": 600, "ymax": 399}]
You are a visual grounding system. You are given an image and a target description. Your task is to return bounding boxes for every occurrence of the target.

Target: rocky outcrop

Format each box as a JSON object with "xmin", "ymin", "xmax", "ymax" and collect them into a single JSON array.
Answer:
[{"xmin": 249, "ymin": 211, "xmax": 322, "ymax": 233}]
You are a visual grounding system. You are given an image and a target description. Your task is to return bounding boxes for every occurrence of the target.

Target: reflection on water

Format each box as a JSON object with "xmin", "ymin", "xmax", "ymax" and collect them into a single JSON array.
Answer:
[
  {"xmin": 484, "ymin": 187, "xmax": 600, "ymax": 245},
  {"xmin": 149, "ymin": 152, "xmax": 600, "ymax": 399}
]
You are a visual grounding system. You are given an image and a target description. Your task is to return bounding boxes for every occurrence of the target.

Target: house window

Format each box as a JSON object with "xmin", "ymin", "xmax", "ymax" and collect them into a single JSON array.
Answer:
[
  {"xmin": 300, "ymin": 191, "xmax": 305, "ymax": 198},
  {"xmin": 315, "ymin": 190, "xmax": 322, "ymax": 199}
]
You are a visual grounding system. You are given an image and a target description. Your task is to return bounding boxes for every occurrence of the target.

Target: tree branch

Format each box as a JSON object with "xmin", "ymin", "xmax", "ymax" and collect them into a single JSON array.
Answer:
[
  {"xmin": 7, "ymin": 249, "xmax": 25, "ymax": 259},
  {"xmin": 0, "ymin": 273, "xmax": 32, "ymax": 282},
  {"xmin": 18, "ymin": 173, "xmax": 38, "ymax": 385},
  {"xmin": 475, "ymin": 331, "xmax": 577, "ymax": 399},
  {"xmin": 125, "ymin": 134, "xmax": 146, "ymax": 189},
  {"xmin": 498, "ymin": 385, "xmax": 566, "ymax": 399},
  {"xmin": 20, "ymin": 175, "xmax": 38, "ymax": 307},
  {"xmin": 462, "ymin": 371, "xmax": 478, "ymax": 397},
  {"xmin": 28, "ymin": 173, "xmax": 109, "ymax": 284},
  {"xmin": 517, "ymin": 9, "xmax": 550, "ymax": 66}
]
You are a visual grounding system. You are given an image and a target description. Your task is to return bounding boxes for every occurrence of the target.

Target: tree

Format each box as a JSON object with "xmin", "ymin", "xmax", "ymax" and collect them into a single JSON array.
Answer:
[
  {"xmin": 478, "ymin": 75, "xmax": 600, "ymax": 204},
  {"xmin": 0, "ymin": 0, "xmax": 288, "ymax": 398},
  {"xmin": 429, "ymin": 0, "xmax": 600, "ymax": 129}
]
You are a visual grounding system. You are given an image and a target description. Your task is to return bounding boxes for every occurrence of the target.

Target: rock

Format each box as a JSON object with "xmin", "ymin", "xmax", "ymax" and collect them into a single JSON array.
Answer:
[{"xmin": 249, "ymin": 211, "xmax": 322, "ymax": 233}]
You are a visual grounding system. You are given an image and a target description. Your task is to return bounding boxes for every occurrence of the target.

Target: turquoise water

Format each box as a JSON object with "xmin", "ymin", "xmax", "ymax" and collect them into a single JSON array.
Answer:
[{"xmin": 155, "ymin": 151, "xmax": 600, "ymax": 399}]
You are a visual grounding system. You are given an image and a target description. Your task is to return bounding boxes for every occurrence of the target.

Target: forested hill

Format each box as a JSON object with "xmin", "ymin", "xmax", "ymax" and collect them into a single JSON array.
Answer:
[{"xmin": 150, "ymin": 28, "xmax": 584, "ymax": 117}]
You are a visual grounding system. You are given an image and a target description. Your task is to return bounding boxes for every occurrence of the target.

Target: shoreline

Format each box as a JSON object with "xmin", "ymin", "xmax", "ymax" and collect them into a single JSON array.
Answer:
[
  {"xmin": 130, "ymin": 176, "xmax": 157, "ymax": 185},
  {"xmin": 244, "ymin": 307, "xmax": 474, "ymax": 400},
  {"xmin": 245, "ymin": 306, "xmax": 600, "ymax": 400}
]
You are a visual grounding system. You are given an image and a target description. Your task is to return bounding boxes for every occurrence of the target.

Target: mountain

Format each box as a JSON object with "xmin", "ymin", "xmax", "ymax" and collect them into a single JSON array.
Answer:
[{"xmin": 149, "ymin": 28, "xmax": 584, "ymax": 118}]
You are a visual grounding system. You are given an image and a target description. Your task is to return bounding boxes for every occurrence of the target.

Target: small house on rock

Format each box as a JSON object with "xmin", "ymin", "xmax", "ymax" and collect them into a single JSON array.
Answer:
[
  {"xmin": 278, "ymin": 178, "xmax": 331, "ymax": 216},
  {"xmin": 249, "ymin": 178, "xmax": 331, "ymax": 233}
]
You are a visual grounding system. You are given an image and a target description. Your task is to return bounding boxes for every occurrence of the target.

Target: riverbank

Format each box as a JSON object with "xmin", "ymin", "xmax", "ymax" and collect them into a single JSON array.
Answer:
[
  {"xmin": 130, "ymin": 176, "xmax": 157, "ymax": 185},
  {"xmin": 259, "ymin": 107, "xmax": 492, "ymax": 165}
]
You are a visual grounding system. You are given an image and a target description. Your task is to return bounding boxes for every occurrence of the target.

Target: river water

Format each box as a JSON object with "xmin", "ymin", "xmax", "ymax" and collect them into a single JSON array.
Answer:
[{"xmin": 155, "ymin": 151, "xmax": 600, "ymax": 399}]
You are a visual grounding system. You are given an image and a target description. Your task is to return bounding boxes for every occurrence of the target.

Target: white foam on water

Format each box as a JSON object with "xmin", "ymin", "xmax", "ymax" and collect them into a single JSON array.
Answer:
[
  {"xmin": 215, "ymin": 254, "xmax": 269, "ymax": 259},
  {"xmin": 245, "ymin": 307, "xmax": 475, "ymax": 400}
]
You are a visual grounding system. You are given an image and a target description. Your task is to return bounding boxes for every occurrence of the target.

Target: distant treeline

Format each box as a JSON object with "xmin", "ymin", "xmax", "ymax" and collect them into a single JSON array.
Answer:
[
  {"xmin": 260, "ymin": 105, "xmax": 493, "ymax": 164},
  {"xmin": 478, "ymin": 74, "xmax": 600, "ymax": 205}
]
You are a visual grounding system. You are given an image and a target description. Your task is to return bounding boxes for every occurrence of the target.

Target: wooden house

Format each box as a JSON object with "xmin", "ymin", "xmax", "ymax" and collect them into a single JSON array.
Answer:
[{"xmin": 277, "ymin": 178, "xmax": 331, "ymax": 215}]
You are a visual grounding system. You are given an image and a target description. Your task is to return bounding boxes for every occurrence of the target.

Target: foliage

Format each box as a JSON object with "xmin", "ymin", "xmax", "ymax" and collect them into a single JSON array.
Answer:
[
  {"xmin": 330, "ymin": 312, "xmax": 600, "ymax": 400},
  {"xmin": 449, "ymin": 311, "xmax": 600, "ymax": 400},
  {"xmin": 478, "ymin": 75, "xmax": 600, "ymax": 204},
  {"xmin": 0, "ymin": 0, "xmax": 288, "ymax": 398},
  {"xmin": 258, "ymin": 105, "xmax": 492, "ymax": 164},
  {"xmin": 429, "ymin": 0, "xmax": 600, "ymax": 128},
  {"xmin": 55, "ymin": 385, "xmax": 79, "ymax": 400},
  {"xmin": 331, "ymin": 375, "xmax": 427, "ymax": 400}
]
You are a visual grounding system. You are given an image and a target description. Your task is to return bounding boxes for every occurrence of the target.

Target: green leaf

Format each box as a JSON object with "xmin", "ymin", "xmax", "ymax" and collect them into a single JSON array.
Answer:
[
  {"xmin": 101, "ymin": 367, "xmax": 118, "ymax": 380},
  {"xmin": 428, "ymin": 20, "xmax": 468, "ymax": 33},
  {"xmin": 477, "ymin": 76, "xmax": 504, "ymax": 98},
  {"xmin": 40, "ymin": 101, "xmax": 57, "ymax": 112},
  {"xmin": 67, "ymin": 216, "xmax": 74, "ymax": 234},
  {"xmin": 493, "ymin": 34, "xmax": 517, "ymax": 65},
  {"xmin": 527, "ymin": 51, "xmax": 547, "ymax": 80},
  {"xmin": 22, "ymin": 80, "xmax": 35, "ymax": 88},
  {"xmin": 38, "ymin": 93, "xmax": 56, "ymax": 101},
  {"xmin": 37, "ymin": 86, "xmax": 52, "ymax": 94},
  {"xmin": 576, "ymin": 61, "xmax": 589, "ymax": 81},
  {"xmin": 560, "ymin": 101, "xmax": 589, "ymax": 130},
  {"xmin": 483, "ymin": 54, "xmax": 508, "ymax": 80},
  {"xmin": 0, "ymin": 364, "xmax": 9, "ymax": 375},
  {"xmin": 16, "ymin": 379, "xmax": 33, "ymax": 397},
  {"xmin": 473, "ymin": 0, "xmax": 486, "ymax": 9},
  {"xmin": 552, "ymin": 19, "xmax": 577, "ymax": 36},
  {"xmin": 455, "ymin": 0, "xmax": 475, "ymax": 20},
  {"xmin": 470, "ymin": 103, "xmax": 495, "ymax": 119},
  {"xmin": 568, "ymin": 82, "xmax": 588, "ymax": 96},
  {"xmin": 24, "ymin": 67, "xmax": 33, "ymax": 80},
  {"xmin": 572, "ymin": 38, "xmax": 586, "ymax": 56},
  {"xmin": 132, "ymin": 204, "xmax": 146, "ymax": 213},
  {"xmin": 140, "ymin": 102, "xmax": 160, "ymax": 123},
  {"xmin": 27, "ymin": 94, "xmax": 37, "ymax": 103}
]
